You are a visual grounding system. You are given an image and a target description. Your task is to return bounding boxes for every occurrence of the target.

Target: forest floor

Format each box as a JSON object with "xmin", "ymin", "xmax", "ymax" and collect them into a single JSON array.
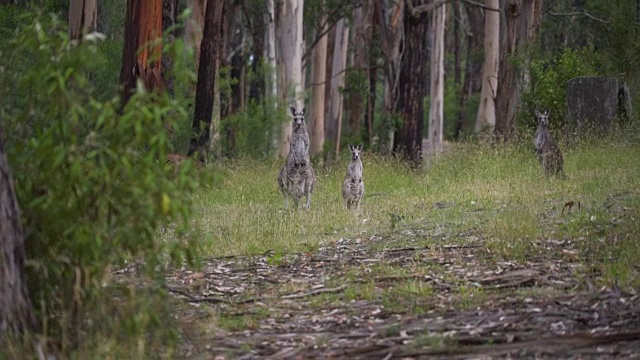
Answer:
[
  {"xmin": 161, "ymin": 204, "xmax": 640, "ymax": 359},
  {"xmin": 118, "ymin": 139, "xmax": 640, "ymax": 359}
]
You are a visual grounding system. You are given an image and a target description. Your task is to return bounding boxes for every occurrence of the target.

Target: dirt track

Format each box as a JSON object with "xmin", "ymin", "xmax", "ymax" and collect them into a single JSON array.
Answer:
[{"xmin": 157, "ymin": 231, "xmax": 640, "ymax": 359}]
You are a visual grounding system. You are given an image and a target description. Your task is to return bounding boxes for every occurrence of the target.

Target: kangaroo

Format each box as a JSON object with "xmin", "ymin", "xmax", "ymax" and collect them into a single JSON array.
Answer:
[
  {"xmin": 534, "ymin": 110, "xmax": 565, "ymax": 178},
  {"xmin": 278, "ymin": 156, "xmax": 316, "ymax": 210},
  {"xmin": 278, "ymin": 105, "xmax": 315, "ymax": 210},
  {"xmin": 342, "ymin": 144, "xmax": 365, "ymax": 210},
  {"xmin": 288, "ymin": 106, "xmax": 310, "ymax": 167}
]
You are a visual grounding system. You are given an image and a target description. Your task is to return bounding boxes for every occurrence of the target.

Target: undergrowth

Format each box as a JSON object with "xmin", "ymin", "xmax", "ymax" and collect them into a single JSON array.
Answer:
[{"xmin": 183, "ymin": 131, "xmax": 640, "ymax": 288}]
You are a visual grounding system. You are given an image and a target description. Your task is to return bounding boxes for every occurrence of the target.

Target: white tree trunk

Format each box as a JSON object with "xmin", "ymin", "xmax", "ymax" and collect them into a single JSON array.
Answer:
[
  {"xmin": 264, "ymin": 0, "xmax": 279, "ymax": 156},
  {"xmin": 208, "ymin": 60, "xmax": 221, "ymax": 161},
  {"xmin": 68, "ymin": 0, "xmax": 97, "ymax": 40},
  {"xmin": 428, "ymin": 3, "xmax": 446, "ymax": 154},
  {"xmin": 474, "ymin": 0, "xmax": 499, "ymax": 134},
  {"xmin": 276, "ymin": 0, "xmax": 304, "ymax": 158},
  {"xmin": 310, "ymin": 1, "xmax": 328, "ymax": 156},
  {"xmin": 328, "ymin": 18, "xmax": 350, "ymax": 158}
]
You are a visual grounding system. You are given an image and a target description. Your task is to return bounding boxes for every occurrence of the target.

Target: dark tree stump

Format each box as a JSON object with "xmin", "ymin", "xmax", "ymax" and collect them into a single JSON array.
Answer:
[
  {"xmin": 566, "ymin": 77, "xmax": 622, "ymax": 131},
  {"xmin": 618, "ymin": 82, "xmax": 633, "ymax": 124}
]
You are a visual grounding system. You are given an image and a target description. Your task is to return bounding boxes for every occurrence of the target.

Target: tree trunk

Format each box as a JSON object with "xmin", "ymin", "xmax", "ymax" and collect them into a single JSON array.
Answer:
[
  {"xmin": 184, "ymin": 0, "xmax": 207, "ymax": 70},
  {"xmin": 365, "ymin": 2, "xmax": 379, "ymax": 147},
  {"xmin": 224, "ymin": 1, "xmax": 246, "ymax": 115},
  {"xmin": 495, "ymin": 0, "xmax": 543, "ymax": 140},
  {"xmin": 345, "ymin": 0, "xmax": 373, "ymax": 141},
  {"xmin": 276, "ymin": 0, "xmax": 304, "ymax": 158},
  {"xmin": 309, "ymin": 1, "xmax": 328, "ymax": 156},
  {"xmin": 474, "ymin": 0, "xmax": 499, "ymax": 135},
  {"xmin": 68, "ymin": 0, "xmax": 97, "ymax": 41},
  {"xmin": 265, "ymin": 0, "xmax": 278, "ymax": 156},
  {"xmin": 0, "ymin": 134, "xmax": 34, "ymax": 336},
  {"xmin": 119, "ymin": 0, "xmax": 163, "ymax": 107},
  {"xmin": 161, "ymin": 0, "xmax": 178, "ymax": 97},
  {"xmin": 378, "ymin": 0, "xmax": 404, "ymax": 154},
  {"xmin": 221, "ymin": 2, "xmax": 244, "ymax": 156},
  {"xmin": 208, "ymin": 61, "xmax": 222, "ymax": 160},
  {"xmin": 394, "ymin": 1, "xmax": 428, "ymax": 164},
  {"xmin": 453, "ymin": 1, "xmax": 461, "ymax": 89},
  {"xmin": 188, "ymin": 0, "xmax": 225, "ymax": 161},
  {"xmin": 326, "ymin": 18, "xmax": 350, "ymax": 158},
  {"xmin": 455, "ymin": 2, "xmax": 484, "ymax": 139},
  {"xmin": 428, "ymin": 3, "xmax": 446, "ymax": 154}
]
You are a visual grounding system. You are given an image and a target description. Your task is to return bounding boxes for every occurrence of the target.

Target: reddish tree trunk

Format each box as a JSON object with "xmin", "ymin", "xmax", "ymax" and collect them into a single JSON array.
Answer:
[
  {"xmin": 393, "ymin": 1, "xmax": 429, "ymax": 164},
  {"xmin": 188, "ymin": 0, "xmax": 225, "ymax": 160},
  {"xmin": 120, "ymin": 0, "xmax": 163, "ymax": 107},
  {"xmin": 0, "ymin": 133, "xmax": 34, "ymax": 336}
]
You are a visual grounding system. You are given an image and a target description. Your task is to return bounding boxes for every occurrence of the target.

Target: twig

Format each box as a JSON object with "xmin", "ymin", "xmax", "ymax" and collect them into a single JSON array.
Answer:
[
  {"xmin": 167, "ymin": 287, "xmax": 229, "ymax": 304},
  {"xmin": 548, "ymin": 10, "xmax": 609, "ymax": 24},
  {"xmin": 281, "ymin": 284, "xmax": 348, "ymax": 299},
  {"xmin": 407, "ymin": 0, "xmax": 499, "ymax": 17},
  {"xmin": 384, "ymin": 246, "xmax": 430, "ymax": 254}
]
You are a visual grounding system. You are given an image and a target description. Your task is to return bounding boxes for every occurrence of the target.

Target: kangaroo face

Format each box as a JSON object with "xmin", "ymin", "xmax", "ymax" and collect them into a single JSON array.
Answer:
[
  {"xmin": 535, "ymin": 109, "xmax": 549, "ymax": 127},
  {"xmin": 348, "ymin": 143, "xmax": 363, "ymax": 161},
  {"xmin": 290, "ymin": 106, "xmax": 307, "ymax": 130}
]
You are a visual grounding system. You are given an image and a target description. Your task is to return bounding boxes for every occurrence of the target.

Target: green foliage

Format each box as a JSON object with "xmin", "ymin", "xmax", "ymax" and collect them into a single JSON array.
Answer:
[
  {"xmin": 520, "ymin": 48, "xmax": 597, "ymax": 132},
  {"xmin": 222, "ymin": 96, "xmax": 285, "ymax": 158},
  {"xmin": 0, "ymin": 12, "xmax": 201, "ymax": 351}
]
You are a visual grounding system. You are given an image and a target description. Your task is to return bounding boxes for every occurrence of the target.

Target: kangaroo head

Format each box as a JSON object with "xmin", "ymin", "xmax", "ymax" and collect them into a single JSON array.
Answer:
[
  {"xmin": 290, "ymin": 106, "xmax": 307, "ymax": 130},
  {"xmin": 535, "ymin": 109, "xmax": 549, "ymax": 127},
  {"xmin": 348, "ymin": 143, "xmax": 363, "ymax": 161}
]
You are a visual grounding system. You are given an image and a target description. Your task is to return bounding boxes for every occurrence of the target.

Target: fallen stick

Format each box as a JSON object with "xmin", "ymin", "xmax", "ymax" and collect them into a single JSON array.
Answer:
[{"xmin": 281, "ymin": 284, "xmax": 348, "ymax": 300}]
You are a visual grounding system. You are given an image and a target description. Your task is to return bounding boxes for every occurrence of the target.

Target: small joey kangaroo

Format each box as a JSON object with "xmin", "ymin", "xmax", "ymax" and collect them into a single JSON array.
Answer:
[
  {"xmin": 534, "ymin": 110, "xmax": 565, "ymax": 178},
  {"xmin": 288, "ymin": 106, "xmax": 310, "ymax": 167},
  {"xmin": 342, "ymin": 144, "xmax": 365, "ymax": 210}
]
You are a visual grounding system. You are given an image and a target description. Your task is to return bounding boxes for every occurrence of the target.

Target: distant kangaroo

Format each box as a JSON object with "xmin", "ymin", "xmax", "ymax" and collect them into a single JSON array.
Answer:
[
  {"xmin": 288, "ymin": 106, "xmax": 310, "ymax": 167},
  {"xmin": 534, "ymin": 110, "xmax": 565, "ymax": 178},
  {"xmin": 342, "ymin": 144, "xmax": 365, "ymax": 210},
  {"xmin": 278, "ymin": 106, "xmax": 316, "ymax": 210}
]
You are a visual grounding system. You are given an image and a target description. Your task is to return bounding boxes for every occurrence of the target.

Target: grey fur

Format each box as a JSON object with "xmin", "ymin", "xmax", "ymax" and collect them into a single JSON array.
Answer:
[
  {"xmin": 289, "ymin": 106, "xmax": 309, "ymax": 167},
  {"xmin": 278, "ymin": 158, "xmax": 316, "ymax": 210},
  {"xmin": 342, "ymin": 144, "xmax": 365, "ymax": 210},
  {"xmin": 278, "ymin": 106, "xmax": 315, "ymax": 209},
  {"xmin": 534, "ymin": 110, "xmax": 565, "ymax": 178}
]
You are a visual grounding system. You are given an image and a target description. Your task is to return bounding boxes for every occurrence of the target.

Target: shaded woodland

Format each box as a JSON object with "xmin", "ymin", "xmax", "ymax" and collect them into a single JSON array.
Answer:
[{"xmin": 1, "ymin": 0, "xmax": 640, "ymax": 358}]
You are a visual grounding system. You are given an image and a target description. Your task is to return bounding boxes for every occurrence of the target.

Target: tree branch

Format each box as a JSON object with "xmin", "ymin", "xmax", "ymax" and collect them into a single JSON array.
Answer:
[
  {"xmin": 463, "ymin": 0, "xmax": 500, "ymax": 12},
  {"xmin": 301, "ymin": 3, "xmax": 363, "ymax": 66},
  {"xmin": 548, "ymin": 10, "xmax": 609, "ymax": 24},
  {"xmin": 407, "ymin": 0, "xmax": 499, "ymax": 18}
]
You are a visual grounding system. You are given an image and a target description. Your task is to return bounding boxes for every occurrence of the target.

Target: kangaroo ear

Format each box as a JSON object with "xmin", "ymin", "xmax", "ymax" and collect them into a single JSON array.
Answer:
[
  {"xmin": 301, "ymin": 107, "xmax": 307, "ymax": 116},
  {"xmin": 290, "ymin": 106, "xmax": 296, "ymax": 115},
  {"xmin": 348, "ymin": 144, "xmax": 354, "ymax": 152},
  {"xmin": 544, "ymin": 110, "xmax": 549, "ymax": 116},
  {"xmin": 534, "ymin": 109, "xmax": 541, "ymax": 117},
  {"xmin": 357, "ymin": 143, "xmax": 363, "ymax": 151}
]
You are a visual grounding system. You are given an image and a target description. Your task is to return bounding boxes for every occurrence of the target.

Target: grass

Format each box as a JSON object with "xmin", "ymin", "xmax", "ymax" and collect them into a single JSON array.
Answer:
[
  {"xmin": 160, "ymin": 133, "xmax": 640, "ymax": 346},
  {"xmin": 190, "ymin": 136, "xmax": 640, "ymax": 262}
]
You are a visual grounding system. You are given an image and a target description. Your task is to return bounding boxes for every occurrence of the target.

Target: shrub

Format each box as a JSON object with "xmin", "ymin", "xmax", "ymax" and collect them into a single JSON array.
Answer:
[
  {"xmin": 0, "ymin": 12, "xmax": 202, "ymax": 352},
  {"xmin": 520, "ymin": 48, "xmax": 597, "ymax": 132}
]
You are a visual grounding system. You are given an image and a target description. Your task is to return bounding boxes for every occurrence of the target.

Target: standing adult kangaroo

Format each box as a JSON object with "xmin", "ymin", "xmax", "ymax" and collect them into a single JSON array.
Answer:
[{"xmin": 278, "ymin": 106, "xmax": 316, "ymax": 209}]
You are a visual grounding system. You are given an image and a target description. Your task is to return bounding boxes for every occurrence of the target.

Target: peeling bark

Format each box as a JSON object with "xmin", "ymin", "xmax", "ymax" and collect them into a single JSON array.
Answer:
[
  {"xmin": 394, "ymin": 1, "xmax": 429, "ymax": 164},
  {"xmin": 0, "ymin": 133, "xmax": 34, "ymax": 337}
]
